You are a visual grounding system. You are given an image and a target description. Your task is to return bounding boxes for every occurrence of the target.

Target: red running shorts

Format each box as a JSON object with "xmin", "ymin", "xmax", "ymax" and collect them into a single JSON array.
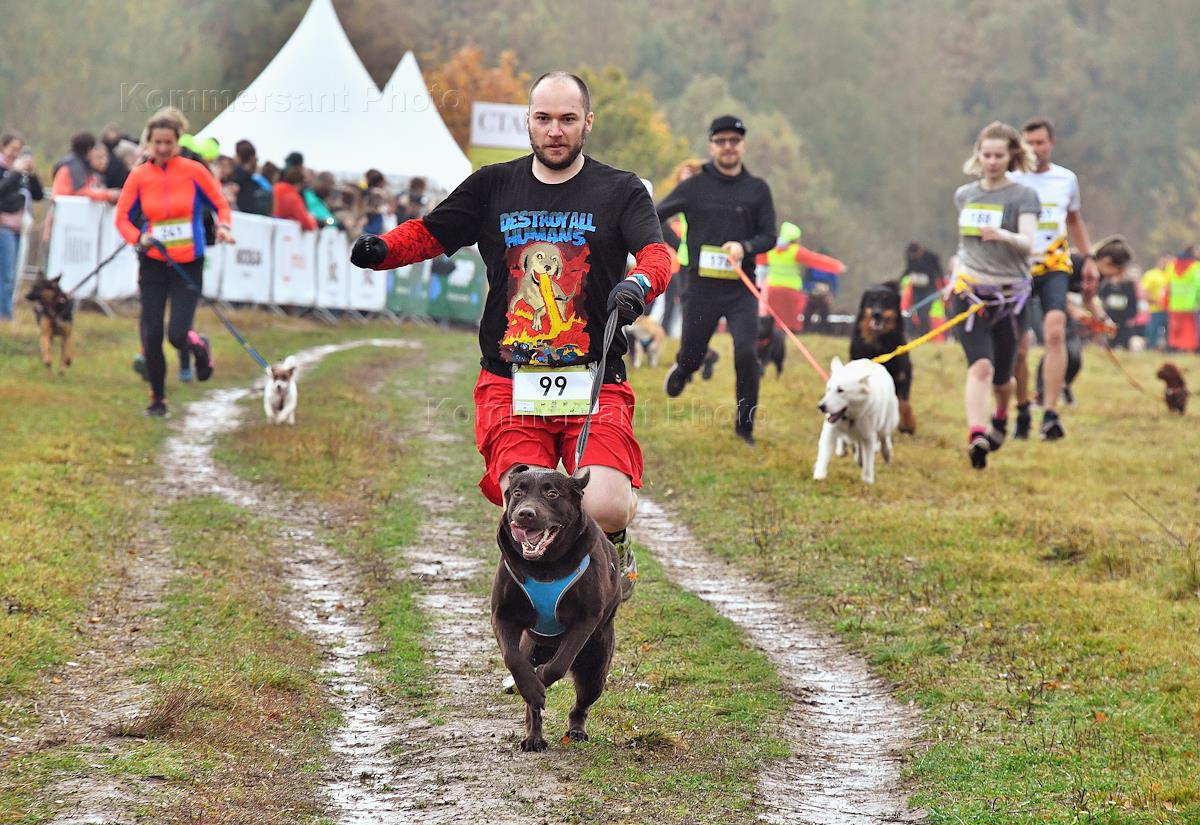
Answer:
[{"xmin": 472, "ymin": 369, "xmax": 644, "ymax": 506}]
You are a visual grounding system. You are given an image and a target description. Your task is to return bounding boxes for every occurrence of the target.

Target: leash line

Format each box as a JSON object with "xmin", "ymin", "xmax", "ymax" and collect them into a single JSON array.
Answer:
[
  {"xmin": 148, "ymin": 239, "xmax": 271, "ymax": 370},
  {"xmin": 873, "ymin": 302, "xmax": 983, "ymax": 365},
  {"xmin": 901, "ymin": 288, "xmax": 942, "ymax": 319},
  {"xmin": 573, "ymin": 309, "xmax": 620, "ymax": 471},
  {"xmin": 733, "ymin": 267, "xmax": 829, "ymax": 381},
  {"xmin": 66, "ymin": 242, "xmax": 128, "ymax": 298}
]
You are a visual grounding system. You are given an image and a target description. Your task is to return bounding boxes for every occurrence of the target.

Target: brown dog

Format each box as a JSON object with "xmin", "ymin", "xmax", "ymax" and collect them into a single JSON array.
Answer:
[
  {"xmin": 850, "ymin": 283, "xmax": 916, "ymax": 434},
  {"xmin": 1157, "ymin": 363, "xmax": 1188, "ymax": 414},
  {"xmin": 492, "ymin": 466, "xmax": 622, "ymax": 752},
  {"xmin": 624, "ymin": 314, "xmax": 666, "ymax": 368},
  {"xmin": 25, "ymin": 274, "xmax": 74, "ymax": 375}
]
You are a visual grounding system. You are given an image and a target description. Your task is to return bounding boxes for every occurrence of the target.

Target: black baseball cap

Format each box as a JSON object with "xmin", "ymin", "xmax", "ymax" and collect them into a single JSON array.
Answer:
[{"xmin": 708, "ymin": 115, "xmax": 746, "ymax": 137}]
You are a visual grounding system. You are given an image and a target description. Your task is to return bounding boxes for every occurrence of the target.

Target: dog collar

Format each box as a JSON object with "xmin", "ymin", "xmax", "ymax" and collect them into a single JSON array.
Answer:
[{"xmin": 504, "ymin": 555, "xmax": 591, "ymax": 637}]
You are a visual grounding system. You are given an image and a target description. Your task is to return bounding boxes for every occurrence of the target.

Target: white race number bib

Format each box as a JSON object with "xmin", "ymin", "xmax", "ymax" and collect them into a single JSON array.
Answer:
[
  {"xmin": 959, "ymin": 203, "xmax": 1003, "ymax": 236},
  {"xmin": 511, "ymin": 364, "xmax": 598, "ymax": 416}
]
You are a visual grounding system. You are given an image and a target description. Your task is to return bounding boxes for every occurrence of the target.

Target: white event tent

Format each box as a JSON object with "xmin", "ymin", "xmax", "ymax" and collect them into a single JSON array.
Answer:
[
  {"xmin": 197, "ymin": 0, "xmax": 470, "ymax": 190},
  {"xmin": 377, "ymin": 51, "xmax": 472, "ymax": 188}
]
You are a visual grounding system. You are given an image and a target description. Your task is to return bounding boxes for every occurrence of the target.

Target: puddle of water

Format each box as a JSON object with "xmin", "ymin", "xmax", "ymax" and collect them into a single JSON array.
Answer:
[{"xmin": 636, "ymin": 499, "xmax": 922, "ymax": 825}]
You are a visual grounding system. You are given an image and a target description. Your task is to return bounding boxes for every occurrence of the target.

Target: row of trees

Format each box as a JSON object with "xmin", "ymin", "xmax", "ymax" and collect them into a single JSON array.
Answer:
[{"xmin": 7, "ymin": 0, "xmax": 1200, "ymax": 298}]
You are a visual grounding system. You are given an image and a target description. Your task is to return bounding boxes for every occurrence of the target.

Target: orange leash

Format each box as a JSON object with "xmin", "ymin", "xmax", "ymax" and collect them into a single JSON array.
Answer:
[{"xmin": 735, "ymin": 268, "xmax": 828, "ymax": 381}]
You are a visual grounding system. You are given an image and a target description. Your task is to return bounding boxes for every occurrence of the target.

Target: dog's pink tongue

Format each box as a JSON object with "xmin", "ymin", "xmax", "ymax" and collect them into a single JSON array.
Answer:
[{"xmin": 510, "ymin": 523, "xmax": 530, "ymax": 543}]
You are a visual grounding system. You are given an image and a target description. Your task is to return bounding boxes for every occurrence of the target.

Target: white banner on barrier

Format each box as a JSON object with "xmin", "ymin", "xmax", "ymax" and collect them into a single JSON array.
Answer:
[
  {"xmin": 219, "ymin": 212, "xmax": 274, "ymax": 304},
  {"xmin": 95, "ymin": 204, "xmax": 139, "ymax": 301},
  {"xmin": 46, "ymin": 196, "xmax": 103, "ymax": 297},
  {"xmin": 314, "ymin": 227, "xmax": 350, "ymax": 310},
  {"xmin": 349, "ymin": 263, "xmax": 388, "ymax": 312},
  {"xmin": 271, "ymin": 221, "xmax": 317, "ymax": 306},
  {"xmin": 202, "ymin": 242, "xmax": 224, "ymax": 300}
]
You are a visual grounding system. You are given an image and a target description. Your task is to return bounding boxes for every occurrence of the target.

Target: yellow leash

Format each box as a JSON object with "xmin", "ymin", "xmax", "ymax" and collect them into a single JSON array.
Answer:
[{"xmin": 873, "ymin": 301, "xmax": 983, "ymax": 365}]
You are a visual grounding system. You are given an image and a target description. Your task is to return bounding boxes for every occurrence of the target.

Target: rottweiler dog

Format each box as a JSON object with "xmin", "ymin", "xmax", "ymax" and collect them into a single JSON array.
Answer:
[
  {"xmin": 25, "ymin": 274, "xmax": 74, "ymax": 375},
  {"xmin": 850, "ymin": 282, "xmax": 915, "ymax": 434},
  {"xmin": 756, "ymin": 314, "xmax": 786, "ymax": 377},
  {"xmin": 1157, "ymin": 362, "xmax": 1188, "ymax": 414},
  {"xmin": 493, "ymin": 466, "xmax": 622, "ymax": 752}
]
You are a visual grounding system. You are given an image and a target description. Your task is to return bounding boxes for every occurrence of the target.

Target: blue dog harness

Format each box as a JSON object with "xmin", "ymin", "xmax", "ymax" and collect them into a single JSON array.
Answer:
[{"xmin": 504, "ymin": 555, "xmax": 591, "ymax": 637}]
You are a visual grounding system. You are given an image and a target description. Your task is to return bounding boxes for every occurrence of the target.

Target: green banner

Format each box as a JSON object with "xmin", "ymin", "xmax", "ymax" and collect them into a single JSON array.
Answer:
[
  {"xmin": 428, "ymin": 247, "xmax": 487, "ymax": 325},
  {"xmin": 386, "ymin": 261, "xmax": 430, "ymax": 316}
]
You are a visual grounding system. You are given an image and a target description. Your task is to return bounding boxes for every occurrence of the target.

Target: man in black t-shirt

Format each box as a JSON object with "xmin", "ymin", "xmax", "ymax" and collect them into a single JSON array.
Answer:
[
  {"xmin": 350, "ymin": 71, "xmax": 671, "ymax": 576},
  {"xmin": 655, "ymin": 115, "xmax": 777, "ymax": 446}
]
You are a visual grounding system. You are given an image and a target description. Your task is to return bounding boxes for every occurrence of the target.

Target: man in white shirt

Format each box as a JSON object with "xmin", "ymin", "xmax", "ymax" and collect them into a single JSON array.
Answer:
[{"xmin": 1008, "ymin": 118, "xmax": 1098, "ymax": 441}]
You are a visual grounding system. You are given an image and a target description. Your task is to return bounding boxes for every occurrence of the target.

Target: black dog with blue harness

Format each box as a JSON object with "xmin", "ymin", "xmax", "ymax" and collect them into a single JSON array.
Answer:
[{"xmin": 491, "ymin": 465, "xmax": 623, "ymax": 752}]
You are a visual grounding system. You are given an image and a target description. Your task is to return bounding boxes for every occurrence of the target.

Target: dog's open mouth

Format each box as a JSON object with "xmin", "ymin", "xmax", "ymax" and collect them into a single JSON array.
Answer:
[
  {"xmin": 509, "ymin": 523, "xmax": 560, "ymax": 560},
  {"xmin": 826, "ymin": 408, "xmax": 847, "ymax": 424}
]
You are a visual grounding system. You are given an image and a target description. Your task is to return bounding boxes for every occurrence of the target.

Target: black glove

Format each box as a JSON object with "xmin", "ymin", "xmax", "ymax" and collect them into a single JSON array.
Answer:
[
  {"xmin": 350, "ymin": 234, "xmax": 388, "ymax": 268},
  {"xmin": 606, "ymin": 279, "xmax": 646, "ymax": 325}
]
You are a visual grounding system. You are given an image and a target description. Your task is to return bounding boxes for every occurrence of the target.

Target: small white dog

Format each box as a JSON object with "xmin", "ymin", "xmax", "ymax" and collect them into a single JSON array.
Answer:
[
  {"xmin": 813, "ymin": 356, "xmax": 899, "ymax": 484},
  {"xmin": 263, "ymin": 355, "xmax": 299, "ymax": 425}
]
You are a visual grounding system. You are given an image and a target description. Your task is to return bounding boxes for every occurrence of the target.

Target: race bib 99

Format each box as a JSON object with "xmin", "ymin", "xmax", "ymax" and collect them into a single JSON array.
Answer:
[
  {"xmin": 698, "ymin": 244, "xmax": 739, "ymax": 279},
  {"xmin": 959, "ymin": 203, "xmax": 1003, "ymax": 236},
  {"xmin": 512, "ymin": 364, "xmax": 598, "ymax": 416}
]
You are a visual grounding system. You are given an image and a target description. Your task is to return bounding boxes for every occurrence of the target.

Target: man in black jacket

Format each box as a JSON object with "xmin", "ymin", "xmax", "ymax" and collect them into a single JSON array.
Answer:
[{"xmin": 655, "ymin": 115, "xmax": 776, "ymax": 445}]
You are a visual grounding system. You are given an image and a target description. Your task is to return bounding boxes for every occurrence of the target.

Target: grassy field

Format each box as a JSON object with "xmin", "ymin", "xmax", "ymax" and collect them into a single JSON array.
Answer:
[
  {"xmin": 218, "ymin": 338, "xmax": 789, "ymax": 823},
  {"xmin": 0, "ymin": 310, "xmax": 408, "ymax": 823},
  {"xmin": 630, "ymin": 332, "xmax": 1200, "ymax": 823},
  {"xmin": 2, "ymin": 304, "xmax": 1197, "ymax": 823}
]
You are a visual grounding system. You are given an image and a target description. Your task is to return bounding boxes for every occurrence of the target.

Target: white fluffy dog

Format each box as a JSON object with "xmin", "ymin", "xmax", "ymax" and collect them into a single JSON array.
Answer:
[
  {"xmin": 263, "ymin": 355, "xmax": 299, "ymax": 425},
  {"xmin": 813, "ymin": 356, "xmax": 899, "ymax": 484}
]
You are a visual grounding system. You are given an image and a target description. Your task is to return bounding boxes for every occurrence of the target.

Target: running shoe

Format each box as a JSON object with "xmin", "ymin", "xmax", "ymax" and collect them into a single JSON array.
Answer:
[
  {"xmin": 701, "ymin": 349, "xmax": 720, "ymax": 380},
  {"xmin": 969, "ymin": 433, "xmax": 989, "ymax": 469},
  {"xmin": 608, "ymin": 529, "xmax": 637, "ymax": 602},
  {"xmin": 986, "ymin": 417, "xmax": 1007, "ymax": 452},
  {"xmin": 179, "ymin": 366, "xmax": 194, "ymax": 383},
  {"xmin": 132, "ymin": 354, "xmax": 148, "ymax": 382},
  {"xmin": 1040, "ymin": 411, "xmax": 1065, "ymax": 441},
  {"xmin": 664, "ymin": 363, "xmax": 689, "ymax": 397},
  {"xmin": 188, "ymin": 331, "xmax": 214, "ymax": 382},
  {"xmin": 144, "ymin": 398, "xmax": 169, "ymax": 418},
  {"xmin": 1014, "ymin": 405, "xmax": 1031, "ymax": 440}
]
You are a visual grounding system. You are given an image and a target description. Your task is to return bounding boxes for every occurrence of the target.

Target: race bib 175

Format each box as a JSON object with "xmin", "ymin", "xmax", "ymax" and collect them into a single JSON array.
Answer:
[{"xmin": 698, "ymin": 245, "xmax": 739, "ymax": 279}]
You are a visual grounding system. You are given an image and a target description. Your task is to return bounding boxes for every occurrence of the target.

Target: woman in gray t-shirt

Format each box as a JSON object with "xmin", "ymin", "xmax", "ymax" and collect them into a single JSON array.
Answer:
[{"xmin": 951, "ymin": 121, "xmax": 1039, "ymax": 470}]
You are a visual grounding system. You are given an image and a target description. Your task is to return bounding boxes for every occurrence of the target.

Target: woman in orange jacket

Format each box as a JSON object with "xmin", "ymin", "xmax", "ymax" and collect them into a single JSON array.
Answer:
[{"xmin": 115, "ymin": 115, "xmax": 234, "ymax": 417}]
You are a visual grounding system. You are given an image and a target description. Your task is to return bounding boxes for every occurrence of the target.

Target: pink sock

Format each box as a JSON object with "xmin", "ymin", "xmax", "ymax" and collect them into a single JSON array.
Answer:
[{"xmin": 969, "ymin": 426, "xmax": 986, "ymax": 442}]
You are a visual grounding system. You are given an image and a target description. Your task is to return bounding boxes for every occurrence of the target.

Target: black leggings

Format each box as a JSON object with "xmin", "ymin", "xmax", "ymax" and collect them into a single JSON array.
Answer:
[
  {"xmin": 139, "ymin": 256, "xmax": 203, "ymax": 400},
  {"xmin": 676, "ymin": 280, "xmax": 761, "ymax": 434},
  {"xmin": 956, "ymin": 295, "xmax": 1025, "ymax": 386}
]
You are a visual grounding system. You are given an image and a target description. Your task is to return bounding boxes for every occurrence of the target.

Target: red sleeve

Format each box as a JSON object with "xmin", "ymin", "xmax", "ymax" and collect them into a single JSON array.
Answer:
[
  {"xmin": 114, "ymin": 166, "xmax": 142, "ymax": 245},
  {"xmin": 630, "ymin": 241, "xmax": 673, "ymax": 303},
  {"xmin": 794, "ymin": 244, "xmax": 846, "ymax": 273},
  {"xmin": 378, "ymin": 218, "xmax": 445, "ymax": 270}
]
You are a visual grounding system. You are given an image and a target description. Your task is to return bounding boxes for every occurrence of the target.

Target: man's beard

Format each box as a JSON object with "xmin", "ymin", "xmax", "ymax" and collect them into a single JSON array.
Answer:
[
  {"xmin": 530, "ymin": 129, "xmax": 586, "ymax": 171},
  {"xmin": 715, "ymin": 155, "xmax": 741, "ymax": 173}
]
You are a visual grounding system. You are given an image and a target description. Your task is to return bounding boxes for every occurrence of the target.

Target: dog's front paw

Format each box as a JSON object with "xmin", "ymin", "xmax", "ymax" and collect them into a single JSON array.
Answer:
[
  {"xmin": 517, "ymin": 676, "xmax": 545, "ymax": 709},
  {"xmin": 813, "ymin": 467, "xmax": 828, "ymax": 480},
  {"xmin": 562, "ymin": 728, "xmax": 589, "ymax": 743},
  {"xmin": 520, "ymin": 735, "xmax": 549, "ymax": 752}
]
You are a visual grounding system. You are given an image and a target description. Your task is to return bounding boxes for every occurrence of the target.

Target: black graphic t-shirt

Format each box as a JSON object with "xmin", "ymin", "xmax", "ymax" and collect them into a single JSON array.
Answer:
[{"xmin": 422, "ymin": 155, "xmax": 662, "ymax": 380}]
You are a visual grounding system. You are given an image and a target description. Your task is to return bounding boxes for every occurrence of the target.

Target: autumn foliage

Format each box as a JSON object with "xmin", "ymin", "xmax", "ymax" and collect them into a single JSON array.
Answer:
[{"xmin": 426, "ymin": 47, "xmax": 530, "ymax": 150}]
